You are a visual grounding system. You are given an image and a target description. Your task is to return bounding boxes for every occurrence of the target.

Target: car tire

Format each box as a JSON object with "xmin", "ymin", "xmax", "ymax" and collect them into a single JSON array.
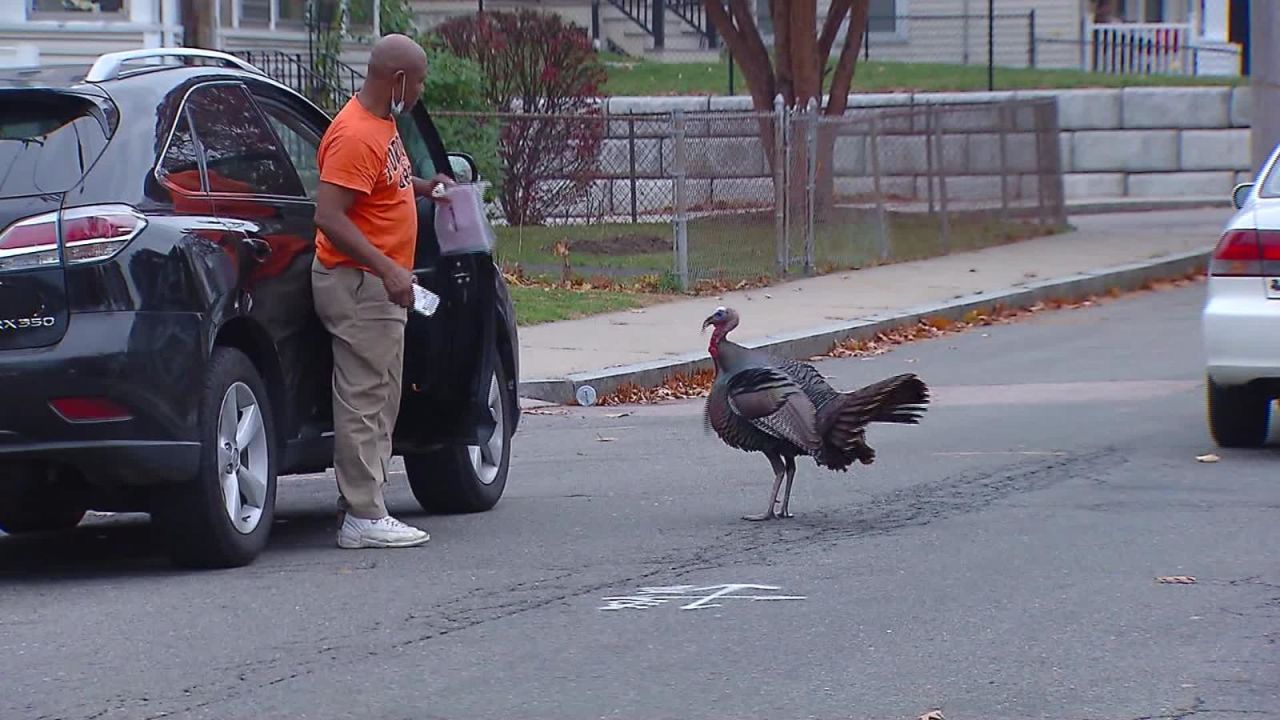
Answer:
[
  {"xmin": 152, "ymin": 347, "xmax": 278, "ymax": 568},
  {"xmin": 405, "ymin": 359, "xmax": 511, "ymax": 514},
  {"xmin": 0, "ymin": 464, "xmax": 86, "ymax": 534},
  {"xmin": 1207, "ymin": 377, "xmax": 1271, "ymax": 448}
]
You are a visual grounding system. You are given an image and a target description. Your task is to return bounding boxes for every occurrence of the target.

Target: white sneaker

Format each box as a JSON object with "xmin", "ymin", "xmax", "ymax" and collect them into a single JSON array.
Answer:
[{"xmin": 337, "ymin": 514, "xmax": 430, "ymax": 549}]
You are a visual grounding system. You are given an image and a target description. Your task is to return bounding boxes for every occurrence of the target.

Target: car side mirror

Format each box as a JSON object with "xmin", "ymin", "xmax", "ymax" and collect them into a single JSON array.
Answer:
[
  {"xmin": 1232, "ymin": 182, "xmax": 1255, "ymax": 210},
  {"xmin": 448, "ymin": 152, "xmax": 478, "ymax": 184}
]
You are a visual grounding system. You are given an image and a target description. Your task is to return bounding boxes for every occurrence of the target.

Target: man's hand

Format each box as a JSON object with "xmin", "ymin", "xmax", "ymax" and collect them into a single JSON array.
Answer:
[
  {"xmin": 413, "ymin": 174, "xmax": 457, "ymax": 205},
  {"xmin": 380, "ymin": 264, "xmax": 416, "ymax": 309}
]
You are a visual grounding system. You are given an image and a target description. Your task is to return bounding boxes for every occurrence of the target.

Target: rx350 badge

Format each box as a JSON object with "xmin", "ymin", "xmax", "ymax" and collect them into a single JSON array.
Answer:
[{"xmin": 0, "ymin": 316, "xmax": 56, "ymax": 331}]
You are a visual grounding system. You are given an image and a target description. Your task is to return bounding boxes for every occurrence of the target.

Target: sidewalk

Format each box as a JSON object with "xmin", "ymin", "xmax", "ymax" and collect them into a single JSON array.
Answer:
[{"xmin": 517, "ymin": 208, "xmax": 1229, "ymax": 404}]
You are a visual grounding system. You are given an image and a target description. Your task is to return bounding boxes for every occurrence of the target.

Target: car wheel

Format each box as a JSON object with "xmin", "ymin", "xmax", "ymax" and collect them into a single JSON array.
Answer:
[
  {"xmin": 153, "ymin": 347, "xmax": 277, "ymax": 568},
  {"xmin": 405, "ymin": 359, "xmax": 511, "ymax": 514},
  {"xmin": 0, "ymin": 464, "xmax": 86, "ymax": 534},
  {"xmin": 1207, "ymin": 377, "xmax": 1271, "ymax": 448}
]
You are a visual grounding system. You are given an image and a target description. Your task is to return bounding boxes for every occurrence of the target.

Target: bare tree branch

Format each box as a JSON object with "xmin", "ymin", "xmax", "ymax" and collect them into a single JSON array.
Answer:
[
  {"xmin": 817, "ymin": 0, "xmax": 851, "ymax": 66},
  {"xmin": 823, "ymin": 0, "xmax": 869, "ymax": 116}
]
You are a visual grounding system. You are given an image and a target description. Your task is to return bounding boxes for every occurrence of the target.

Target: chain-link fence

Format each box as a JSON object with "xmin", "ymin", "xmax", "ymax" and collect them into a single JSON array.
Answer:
[
  {"xmin": 433, "ymin": 109, "xmax": 692, "ymax": 289},
  {"xmin": 440, "ymin": 96, "xmax": 1066, "ymax": 292}
]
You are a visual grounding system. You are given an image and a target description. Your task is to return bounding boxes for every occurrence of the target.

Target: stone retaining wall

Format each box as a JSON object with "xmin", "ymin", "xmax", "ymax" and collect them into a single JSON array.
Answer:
[{"xmin": 600, "ymin": 87, "xmax": 1253, "ymax": 203}]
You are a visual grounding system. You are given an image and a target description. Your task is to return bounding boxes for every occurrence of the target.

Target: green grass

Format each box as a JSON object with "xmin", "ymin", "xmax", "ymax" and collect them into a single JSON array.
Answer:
[
  {"xmin": 497, "ymin": 208, "xmax": 1063, "ymax": 289},
  {"xmin": 602, "ymin": 55, "xmax": 1242, "ymax": 97},
  {"xmin": 509, "ymin": 285, "xmax": 659, "ymax": 325}
]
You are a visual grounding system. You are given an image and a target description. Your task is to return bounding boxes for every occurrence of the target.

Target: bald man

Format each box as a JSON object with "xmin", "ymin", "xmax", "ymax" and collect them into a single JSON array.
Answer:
[{"xmin": 311, "ymin": 33, "xmax": 454, "ymax": 549}]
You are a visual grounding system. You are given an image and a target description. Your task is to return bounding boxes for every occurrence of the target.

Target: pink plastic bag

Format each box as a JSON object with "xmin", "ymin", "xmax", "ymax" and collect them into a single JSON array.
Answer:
[{"xmin": 433, "ymin": 183, "xmax": 496, "ymax": 255}]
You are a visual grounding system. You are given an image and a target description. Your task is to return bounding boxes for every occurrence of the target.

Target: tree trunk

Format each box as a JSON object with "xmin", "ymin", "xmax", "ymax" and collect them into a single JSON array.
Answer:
[
  {"xmin": 180, "ymin": 0, "xmax": 216, "ymax": 49},
  {"xmin": 815, "ymin": 0, "xmax": 870, "ymax": 217}
]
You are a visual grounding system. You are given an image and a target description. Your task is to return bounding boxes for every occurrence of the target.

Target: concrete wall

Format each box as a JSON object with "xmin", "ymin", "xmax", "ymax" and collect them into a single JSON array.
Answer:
[{"xmin": 601, "ymin": 86, "xmax": 1253, "ymax": 203}]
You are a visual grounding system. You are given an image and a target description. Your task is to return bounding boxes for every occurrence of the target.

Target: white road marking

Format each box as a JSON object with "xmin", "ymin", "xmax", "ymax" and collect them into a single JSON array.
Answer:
[{"xmin": 600, "ymin": 583, "xmax": 807, "ymax": 612}]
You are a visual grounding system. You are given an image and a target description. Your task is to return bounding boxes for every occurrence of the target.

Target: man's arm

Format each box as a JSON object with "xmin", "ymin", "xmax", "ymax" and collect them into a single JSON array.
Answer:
[{"xmin": 314, "ymin": 181, "xmax": 415, "ymax": 308}]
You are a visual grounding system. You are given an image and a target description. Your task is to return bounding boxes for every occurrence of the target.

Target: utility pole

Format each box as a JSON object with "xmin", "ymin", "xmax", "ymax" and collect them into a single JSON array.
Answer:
[{"xmin": 1251, "ymin": 0, "xmax": 1280, "ymax": 173}]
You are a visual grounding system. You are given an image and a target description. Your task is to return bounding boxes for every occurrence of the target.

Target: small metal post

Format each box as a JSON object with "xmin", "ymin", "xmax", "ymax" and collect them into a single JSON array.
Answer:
[
  {"xmin": 804, "ymin": 100, "xmax": 817, "ymax": 276},
  {"xmin": 628, "ymin": 116, "xmax": 639, "ymax": 223},
  {"xmin": 868, "ymin": 115, "xmax": 890, "ymax": 262},
  {"xmin": 925, "ymin": 106, "xmax": 936, "ymax": 215},
  {"xmin": 998, "ymin": 103, "xmax": 1010, "ymax": 223},
  {"xmin": 653, "ymin": 0, "xmax": 666, "ymax": 50},
  {"xmin": 987, "ymin": 0, "xmax": 995, "ymax": 91},
  {"xmin": 782, "ymin": 98, "xmax": 794, "ymax": 275},
  {"xmin": 1028, "ymin": 9, "xmax": 1037, "ymax": 68},
  {"xmin": 934, "ymin": 109, "xmax": 951, "ymax": 254},
  {"xmin": 672, "ymin": 109, "xmax": 689, "ymax": 289},
  {"xmin": 728, "ymin": 50, "xmax": 735, "ymax": 95},
  {"xmin": 773, "ymin": 95, "xmax": 787, "ymax": 277},
  {"xmin": 591, "ymin": 0, "xmax": 601, "ymax": 46}
]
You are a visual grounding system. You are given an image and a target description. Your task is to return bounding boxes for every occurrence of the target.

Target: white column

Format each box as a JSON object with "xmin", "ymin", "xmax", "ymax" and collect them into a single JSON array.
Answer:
[
  {"xmin": 1202, "ymin": 0, "xmax": 1228, "ymax": 40},
  {"xmin": 132, "ymin": 0, "xmax": 163, "ymax": 49},
  {"xmin": 162, "ymin": 0, "xmax": 180, "ymax": 46},
  {"xmin": 1197, "ymin": 0, "xmax": 1239, "ymax": 75}
]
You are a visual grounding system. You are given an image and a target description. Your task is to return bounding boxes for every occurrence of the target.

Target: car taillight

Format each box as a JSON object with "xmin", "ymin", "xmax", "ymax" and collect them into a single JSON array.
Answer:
[
  {"xmin": 49, "ymin": 397, "xmax": 133, "ymax": 423},
  {"xmin": 0, "ymin": 204, "xmax": 146, "ymax": 272},
  {"xmin": 1209, "ymin": 229, "xmax": 1280, "ymax": 276}
]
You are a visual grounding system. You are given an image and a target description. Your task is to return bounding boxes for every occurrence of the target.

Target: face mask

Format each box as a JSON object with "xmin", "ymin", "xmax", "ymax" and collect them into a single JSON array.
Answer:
[{"xmin": 390, "ymin": 73, "xmax": 407, "ymax": 115}]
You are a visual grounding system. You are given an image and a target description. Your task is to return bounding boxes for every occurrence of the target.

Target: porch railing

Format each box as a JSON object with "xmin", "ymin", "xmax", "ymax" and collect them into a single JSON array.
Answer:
[{"xmin": 1087, "ymin": 22, "xmax": 1193, "ymax": 75}]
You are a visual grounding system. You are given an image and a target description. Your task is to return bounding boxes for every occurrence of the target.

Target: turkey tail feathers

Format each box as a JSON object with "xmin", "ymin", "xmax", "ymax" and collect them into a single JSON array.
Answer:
[{"xmin": 815, "ymin": 373, "xmax": 930, "ymax": 451}]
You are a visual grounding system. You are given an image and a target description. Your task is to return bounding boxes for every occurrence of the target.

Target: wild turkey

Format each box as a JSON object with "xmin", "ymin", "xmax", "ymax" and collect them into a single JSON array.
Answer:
[{"xmin": 702, "ymin": 306, "xmax": 929, "ymax": 520}]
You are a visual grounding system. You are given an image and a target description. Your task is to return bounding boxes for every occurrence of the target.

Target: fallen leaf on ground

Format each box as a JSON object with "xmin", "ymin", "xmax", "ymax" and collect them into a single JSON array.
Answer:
[
  {"xmin": 1196, "ymin": 453, "xmax": 1220, "ymax": 463},
  {"xmin": 1157, "ymin": 576, "xmax": 1197, "ymax": 584},
  {"xmin": 596, "ymin": 435, "xmax": 618, "ymax": 442},
  {"xmin": 918, "ymin": 711, "xmax": 945, "ymax": 720},
  {"xmin": 605, "ymin": 412, "xmax": 633, "ymax": 418}
]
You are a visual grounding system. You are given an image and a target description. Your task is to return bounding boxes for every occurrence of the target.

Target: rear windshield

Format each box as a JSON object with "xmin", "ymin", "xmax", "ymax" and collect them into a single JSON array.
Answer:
[{"xmin": 0, "ymin": 92, "xmax": 110, "ymax": 198}]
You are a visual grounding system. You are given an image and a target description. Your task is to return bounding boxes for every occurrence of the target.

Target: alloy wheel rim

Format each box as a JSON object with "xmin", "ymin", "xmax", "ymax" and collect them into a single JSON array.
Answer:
[
  {"xmin": 468, "ymin": 374, "xmax": 504, "ymax": 486},
  {"xmin": 216, "ymin": 382, "xmax": 269, "ymax": 534}
]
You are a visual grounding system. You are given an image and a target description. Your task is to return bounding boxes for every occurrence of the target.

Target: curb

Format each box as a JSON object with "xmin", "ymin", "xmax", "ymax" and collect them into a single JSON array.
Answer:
[
  {"xmin": 1066, "ymin": 198, "xmax": 1231, "ymax": 215},
  {"xmin": 518, "ymin": 249, "xmax": 1211, "ymax": 406}
]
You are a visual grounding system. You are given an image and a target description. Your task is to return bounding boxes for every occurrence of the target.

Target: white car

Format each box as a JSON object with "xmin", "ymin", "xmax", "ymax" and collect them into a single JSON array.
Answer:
[{"xmin": 1202, "ymin": 156, "xmax": 1280, "ymax": 447}]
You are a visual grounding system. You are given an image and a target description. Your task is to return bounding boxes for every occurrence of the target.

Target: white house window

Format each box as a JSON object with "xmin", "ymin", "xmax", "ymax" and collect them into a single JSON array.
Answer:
[
  {"xmin": 868, "ymin": 0, "xmax": 898, "ymax": 34},
  {"xmin": 240, "ymin": 0, "xmax": 270, "ymax": 26},
  {"xmin": 277, "ymin": 0, "xmax": 307, "ymax": 27},
  {"xmin": 31, "ymin": 0, "xmax": 127, "ymax": 14}
]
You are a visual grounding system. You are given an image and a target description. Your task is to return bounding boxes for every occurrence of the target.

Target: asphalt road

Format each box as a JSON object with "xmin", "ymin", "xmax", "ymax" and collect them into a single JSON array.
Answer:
[{"xmin": 2, "ymin": 281, "xmax": 1278, "ymax": 720}]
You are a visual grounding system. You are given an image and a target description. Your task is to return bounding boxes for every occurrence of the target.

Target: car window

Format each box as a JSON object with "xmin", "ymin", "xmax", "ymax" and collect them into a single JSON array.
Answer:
[
  {"xmin": 0, "ymin": 91, "xmax": 110, "ymax": 197},
  {"xmin": 184, "ymin": 83, "xmax": 306, "ymax": 198},
  {"xmin": 259, "ymin": 105, "xmax": 321, "ymax": 199},
  {"xmin": 395, "ymin": 112, "xmax": 437, "ymax": 179},
  {"xmin": 157, "ymin": 108, "xmax": 204, "ymax": 193}
]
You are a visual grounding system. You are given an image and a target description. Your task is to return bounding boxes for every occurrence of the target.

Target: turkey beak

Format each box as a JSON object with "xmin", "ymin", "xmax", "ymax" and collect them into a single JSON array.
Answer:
[{"xmin": 701, "ymin": 315, "xmax": 715, "ymax": 333}]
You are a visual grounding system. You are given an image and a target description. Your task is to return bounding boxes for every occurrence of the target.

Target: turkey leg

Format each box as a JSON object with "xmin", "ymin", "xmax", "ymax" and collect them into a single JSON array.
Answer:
[
  {"xmin": 778, "ymin": 455, "xmax": 797, "ymax": 519},
  {"xmin": 744, "ymin": 452, "xmax": 787, "ymax": 521}
]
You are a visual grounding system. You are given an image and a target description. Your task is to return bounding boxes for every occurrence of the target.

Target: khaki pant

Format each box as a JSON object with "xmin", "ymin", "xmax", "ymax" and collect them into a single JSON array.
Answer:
[{"xmin": 311, "ymin": 257, "xmax": 407, "ymax": 519}]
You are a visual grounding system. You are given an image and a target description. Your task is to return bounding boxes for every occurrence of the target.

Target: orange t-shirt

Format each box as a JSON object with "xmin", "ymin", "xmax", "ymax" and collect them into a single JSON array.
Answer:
[{"xmin": 314, "ymin": 96, "xmax": 417, "ymax": 271}]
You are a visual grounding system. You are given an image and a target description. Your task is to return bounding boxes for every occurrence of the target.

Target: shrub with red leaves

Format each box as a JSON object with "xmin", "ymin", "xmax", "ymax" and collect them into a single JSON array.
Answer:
[{"xmin": 434, "ymin": 10, "xmax": 607, "ymax": 226}]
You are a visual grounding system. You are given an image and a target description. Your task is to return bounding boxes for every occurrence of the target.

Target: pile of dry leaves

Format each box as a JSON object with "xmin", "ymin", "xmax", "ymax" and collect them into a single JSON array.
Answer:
[{"xmin": 590, "ymin": 270, "xmax": 1204, "ymax": 406}]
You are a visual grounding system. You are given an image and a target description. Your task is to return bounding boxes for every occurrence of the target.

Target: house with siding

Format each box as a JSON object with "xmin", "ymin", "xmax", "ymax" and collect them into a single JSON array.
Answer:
[
  {"xmin": 0, "ymin": 0, "xmax": 377, "ymax": 71},
  {"xmin": 1, "ymin": 0, "xmax": 1242, "ymax": 79}
]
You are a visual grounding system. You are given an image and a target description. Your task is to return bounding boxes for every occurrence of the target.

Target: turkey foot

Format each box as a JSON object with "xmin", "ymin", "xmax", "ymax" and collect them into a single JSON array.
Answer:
[{"xmin": 743, "ymin": 510, "xmax": 777, "ymax": 522}]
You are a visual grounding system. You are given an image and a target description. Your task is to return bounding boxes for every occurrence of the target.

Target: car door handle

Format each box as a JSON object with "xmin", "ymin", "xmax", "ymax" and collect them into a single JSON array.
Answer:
[{"xmin": 242, "ymin": 237, "xmax": 272, "ymax": 261}]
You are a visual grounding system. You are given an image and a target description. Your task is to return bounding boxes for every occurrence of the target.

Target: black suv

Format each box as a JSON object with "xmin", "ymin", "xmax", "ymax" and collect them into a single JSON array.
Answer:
[{"xmin": 0, "ymin": 49, "xmax": 520, "ymax": 568}]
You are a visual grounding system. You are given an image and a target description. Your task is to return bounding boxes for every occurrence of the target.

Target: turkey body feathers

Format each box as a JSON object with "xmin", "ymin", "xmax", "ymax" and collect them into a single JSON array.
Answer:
[{"xmin": 706, "ymin": 339, "xmax": 929, "ymax": 468}]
